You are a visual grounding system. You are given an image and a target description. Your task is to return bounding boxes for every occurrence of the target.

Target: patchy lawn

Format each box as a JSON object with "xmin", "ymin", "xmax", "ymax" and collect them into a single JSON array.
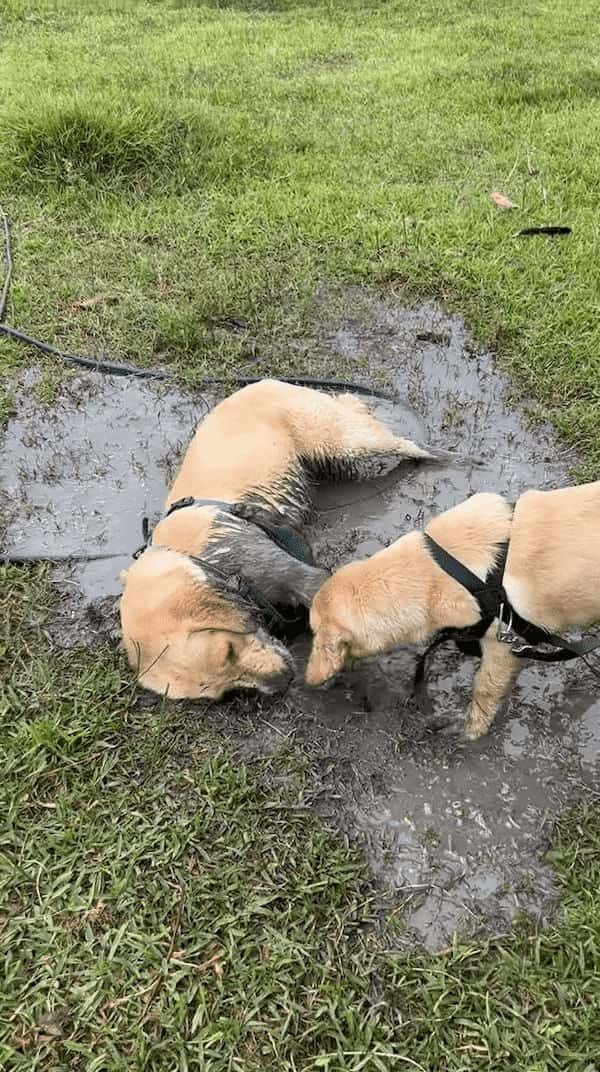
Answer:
[
  {"xmin": 1, "ymin": 568, "xmax": 600, "ymax": 1070},
  {"xmin": 0, "ymin": 1, "xmax": 599, "ymax": 1069}
]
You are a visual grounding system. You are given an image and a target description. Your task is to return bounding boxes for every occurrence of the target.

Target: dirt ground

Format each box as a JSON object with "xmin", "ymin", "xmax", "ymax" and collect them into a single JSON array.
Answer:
[{"xmin": 2, "ymin": 289, "xmax": 598, "ymax": 950}]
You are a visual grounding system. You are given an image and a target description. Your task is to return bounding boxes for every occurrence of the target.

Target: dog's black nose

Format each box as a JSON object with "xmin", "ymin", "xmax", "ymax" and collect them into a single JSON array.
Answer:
[{"xmin": 267, "ymin": 665, "xmax": 295, "ymax": 693}]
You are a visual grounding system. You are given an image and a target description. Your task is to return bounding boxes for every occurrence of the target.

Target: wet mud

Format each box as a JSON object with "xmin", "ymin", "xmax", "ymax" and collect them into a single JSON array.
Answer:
[
  {"xmin": 1, "ymin": 370, "xmax": 217, "ymax": 641},
  {"xmin": 1, "ymin": 289, "xmax": 597, "ymax": 950}
]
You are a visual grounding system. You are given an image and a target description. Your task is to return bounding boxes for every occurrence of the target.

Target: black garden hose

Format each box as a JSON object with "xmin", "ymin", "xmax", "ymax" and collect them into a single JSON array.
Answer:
[
  {"xmin": 0, "ymin": 207, "xmax": 390, "ymax": 397},
  {"xmin": 0, "ymin": 207, "xmax": 391, "ymax": 565}
]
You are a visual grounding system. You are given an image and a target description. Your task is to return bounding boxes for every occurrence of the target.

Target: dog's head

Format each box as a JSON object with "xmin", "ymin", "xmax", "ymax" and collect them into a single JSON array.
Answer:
[
  {"xmin": 305, "ymin": 573, "xmax": 357, "ymax": 687},
  {"xmin": 119, "ymin": 548, "xmax": 294, "ymax": 700},
  {"xmin": 305, "ymin": 535, "xmax": 433, "ymax": 688}
]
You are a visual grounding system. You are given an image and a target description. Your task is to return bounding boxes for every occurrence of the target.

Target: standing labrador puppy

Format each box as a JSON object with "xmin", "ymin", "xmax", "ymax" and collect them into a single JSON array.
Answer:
[
  {"xmin": 306, "ymin": 482, "xmax": 600, "ymax": 739},
  {"xmin": 120, "ymin": 379, "xmax": 446, "ymax": 701}
]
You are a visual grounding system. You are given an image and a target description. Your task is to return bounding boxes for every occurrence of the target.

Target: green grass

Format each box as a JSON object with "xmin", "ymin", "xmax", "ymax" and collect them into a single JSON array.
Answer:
[
  {"xmin": 0, "ymin": 0, "xmax": 598, "ymax": 467},
  {"xmin": 2, "ymin": 567, "xmax": 600, "ymax": 1071},
  {"xmin": 1, "ymin": 1, "xmax": 600, "ymax": 1069}
]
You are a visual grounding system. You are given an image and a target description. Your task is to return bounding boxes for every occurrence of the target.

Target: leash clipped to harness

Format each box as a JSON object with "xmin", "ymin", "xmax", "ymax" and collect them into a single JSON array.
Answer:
[{"xmin": 414, "ymin": 531, "xmax": 600, "ymax": 712}]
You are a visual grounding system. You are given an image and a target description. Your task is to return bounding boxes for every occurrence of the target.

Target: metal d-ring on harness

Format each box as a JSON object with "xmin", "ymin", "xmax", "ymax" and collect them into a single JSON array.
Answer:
[
  {"xmin": 134, "ymin": 495, "xmax": 316, "ymax": 632},
  {"xmin": 414, "ymin": 531, "xmax": 600, "ymax": 710}
]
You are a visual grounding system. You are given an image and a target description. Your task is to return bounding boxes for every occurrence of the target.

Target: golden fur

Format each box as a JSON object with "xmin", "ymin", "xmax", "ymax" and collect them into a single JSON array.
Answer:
[
  {"xmin": 306, "ymin": 482, "xmax": 600, "ymax": 739},
  {"xmin": 119, "ymin": 379, "xmax": 434, "ymax": 700}
]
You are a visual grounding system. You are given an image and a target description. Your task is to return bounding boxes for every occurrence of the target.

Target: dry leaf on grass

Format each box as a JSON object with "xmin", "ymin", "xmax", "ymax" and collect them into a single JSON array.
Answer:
[
  {"xmin": 83, "ymin": 901, "xmax": 107, "ymax": 922},
  {"xmin": 490, "ymin": 191, "xmax": 516, "ymax": 209},
  {"xmin": 68, "ymin": 294, "xmax": 117, "ymax": 311}
]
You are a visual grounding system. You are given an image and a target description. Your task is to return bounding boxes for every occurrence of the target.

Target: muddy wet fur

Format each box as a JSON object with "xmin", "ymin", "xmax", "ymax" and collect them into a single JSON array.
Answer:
[
  {"xmin": 118, "ymin": 379, "xmax": 448, "ymax": 702},
  {"xmin": 211, "ymin": 439, "xmax": 457, "ymax": 611}
]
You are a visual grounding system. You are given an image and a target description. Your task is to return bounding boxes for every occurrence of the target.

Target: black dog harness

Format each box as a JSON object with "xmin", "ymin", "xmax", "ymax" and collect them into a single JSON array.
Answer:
[
  {"xmin": 414, "ymin": 531, "xmax": 600, "ymax": 708},
  {"xmin": 133, "ymin": 496, "xmax": 315, "ymax": 631},
  {"xmin": 136, "ymin": 495, "xmax": 315, "ymax": 565}
]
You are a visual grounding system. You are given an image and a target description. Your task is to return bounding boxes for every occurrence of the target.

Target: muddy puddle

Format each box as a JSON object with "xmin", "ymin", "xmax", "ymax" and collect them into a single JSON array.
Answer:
[{"xmin": 1, "ymin": 288, "xmax": 598, "ymax": 950}]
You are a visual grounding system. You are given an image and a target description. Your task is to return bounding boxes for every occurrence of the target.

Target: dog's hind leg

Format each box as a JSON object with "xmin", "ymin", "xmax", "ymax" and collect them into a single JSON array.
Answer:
[
  {"xmin": 312, "ymin": 393, "xmax": 427, "ymax": 460},
  {"xmin": 302, "ymin": 392, "xmax": 452, "ymax": 479}
]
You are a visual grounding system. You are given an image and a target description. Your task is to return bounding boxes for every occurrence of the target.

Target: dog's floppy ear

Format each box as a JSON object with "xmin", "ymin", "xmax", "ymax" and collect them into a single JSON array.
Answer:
[{"xmin": 305, "ymin": 631, "xmax": 349, "ymax": 687}]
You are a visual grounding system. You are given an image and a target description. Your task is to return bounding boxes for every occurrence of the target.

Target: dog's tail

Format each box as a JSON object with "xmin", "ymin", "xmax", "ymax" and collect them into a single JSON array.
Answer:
[
  {"xmin": 417, "ymin": 445, "xmax": 481, "ymax": 467},
  {"xmin": 383, "ymin": 439, "xmax": 481, "ymax": 467}
]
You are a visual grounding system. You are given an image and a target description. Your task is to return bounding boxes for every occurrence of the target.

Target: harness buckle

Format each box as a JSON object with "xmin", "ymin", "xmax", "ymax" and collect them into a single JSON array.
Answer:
[
  {"xmin": 510, "ymin": 641, "xmax": 532, "ymax": 656},
  {"xmin": 496, "ymin": 602, "xmax": 519, "ymax": 645}
]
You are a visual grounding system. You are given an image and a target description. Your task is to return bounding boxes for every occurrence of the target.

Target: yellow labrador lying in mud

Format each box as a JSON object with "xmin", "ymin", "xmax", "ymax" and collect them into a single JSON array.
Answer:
[
  {"xmin": 306, "ymin": 483, "xmax": 600, "ymax": 740},
  {"xmin": 119, "ymin": 379, "xmax": 453, "ymax": 700}
]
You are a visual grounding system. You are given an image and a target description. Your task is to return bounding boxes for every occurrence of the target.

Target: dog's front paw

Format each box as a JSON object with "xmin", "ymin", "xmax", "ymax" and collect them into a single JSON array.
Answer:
[
  {"xmin": 462, "ymin": 721, "xmax": 494, "ymax": 742},
  {"xmin": 462, "ymin": 704, "xmax": 495, "ymax": 741}
]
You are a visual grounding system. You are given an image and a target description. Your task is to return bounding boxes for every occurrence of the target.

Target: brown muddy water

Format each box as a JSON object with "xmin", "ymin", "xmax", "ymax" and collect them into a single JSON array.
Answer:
[{"xmin": 1, "ymin": 290, "xmax": 598, "ymax": 950}]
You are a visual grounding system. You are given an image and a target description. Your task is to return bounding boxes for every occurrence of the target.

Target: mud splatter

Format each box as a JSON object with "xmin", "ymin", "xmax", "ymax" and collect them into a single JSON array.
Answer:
[{"xmin": 1, "ymin": 290, "xmax": 597, "ymax": 950}]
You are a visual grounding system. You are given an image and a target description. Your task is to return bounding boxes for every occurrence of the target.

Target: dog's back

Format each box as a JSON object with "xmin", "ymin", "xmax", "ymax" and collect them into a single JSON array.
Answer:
[{"xmin": 506, "ymin": 481, "xmax": 600, "ymax": 630}]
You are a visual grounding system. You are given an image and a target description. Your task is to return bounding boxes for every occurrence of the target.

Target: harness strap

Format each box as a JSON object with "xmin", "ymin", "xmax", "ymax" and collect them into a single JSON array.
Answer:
[
  {"xmin": 422, "ymin": 531, "xmax": 600, "ymax": 660},
  {"xmin": 165, "ymin": 496, "xmax": 232, "ymax": 518},
  {"xmin": 133, "ymin": 496, "xmax": 314, "ymax": 633},
  {"xmin": 184, "ymin": 552, "xmax": 297, "ymax": 631},
  {"xmin": 413, "ymin": 537, "xmax": 506, "ymax": 716},
  {"xmin": 136, "ymin": 496, "xmax": 314, "ymax": 567},
  {"xmin": 413, "ymin": 622, "xmax": 491, "ymax": 714},
  {"xmin": 423, "ymin": 533, "xmax": 508, "ymax": 622},
  {"xmin": 414, "ymin": 524, "xmax": 600, "ymax": 713},
  {"xmin": 163, "ymin": 496, "xmax": 315, "ymax": 566}
]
